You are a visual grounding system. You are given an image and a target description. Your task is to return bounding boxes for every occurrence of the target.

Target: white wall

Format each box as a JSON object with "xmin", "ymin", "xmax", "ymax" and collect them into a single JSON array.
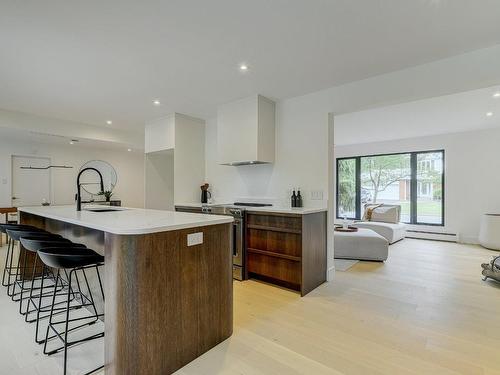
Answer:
[
  {"xmin": 205, "ymin": 45, "xmax": 500, "ymax": 208},
  {"xmin": 335, "ymin": 128, "xmax": 500, "ymax": 244},
  {"xmin": 173, "ymin": 114, "xmax": 206, "ymax": 204},
  {"xmin": 144, "ymin": 113, "xmax": 206, "ymax": 205},
  {"xmin": 145, "ymin": 115, "xmax": 175, "ymax": 153},
  {"xmin": 0, "ymin": 138, "xmax": 145, "ymax": 208},
  {"xmin": 145, "ymin": 151, "xmax": 174, "ymax": 210}
]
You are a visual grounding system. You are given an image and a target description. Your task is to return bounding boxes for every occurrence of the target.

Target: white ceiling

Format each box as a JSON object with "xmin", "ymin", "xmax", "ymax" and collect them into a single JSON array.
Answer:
[
  {"xmin": 335, "ymin": 85, "xmax": 500, "ymax": 145},
  {"xmin": 1, "ymin": 1, "xmax": 500, "ymax": 131},
  {"xmin": 0, "ymin": 127, "xmax": 137, "ymax": 152}
]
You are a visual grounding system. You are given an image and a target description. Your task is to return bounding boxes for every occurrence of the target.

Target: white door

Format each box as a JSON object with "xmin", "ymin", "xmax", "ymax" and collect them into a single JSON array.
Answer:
[{"xmin": 12, "ymin": 156, "xmax": 51, "ymax": 206}]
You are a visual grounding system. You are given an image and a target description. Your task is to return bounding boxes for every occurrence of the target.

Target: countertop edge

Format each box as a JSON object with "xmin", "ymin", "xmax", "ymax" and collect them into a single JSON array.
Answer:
[
  {"xmin": 18, "ymin": 207, "xmax": 234, "ymax": 235},
  {"xmin": 245, "ymin": 208, "xmax": 328, "ymax": 215},
  {"xmin": 174, "ymin": 203, "xmax": 328, "ymax": 215}
]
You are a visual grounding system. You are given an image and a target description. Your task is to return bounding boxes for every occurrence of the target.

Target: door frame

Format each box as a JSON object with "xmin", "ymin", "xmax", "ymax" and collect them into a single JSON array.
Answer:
[
  {"xmin": 327, "ymin": 112, "xmax": 335, "ymax": 281},
  {"xmin": 11, "ymin": 154, "xmax": 53, "ymax": 206}
]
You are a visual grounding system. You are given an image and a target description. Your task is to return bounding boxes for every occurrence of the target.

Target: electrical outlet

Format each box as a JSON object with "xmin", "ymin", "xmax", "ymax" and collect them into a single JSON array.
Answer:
[
  {"xmin": 310, "ymin": 190, "xmax": 324, "ymax": 200},
  {"xmin": 1, "ymin": 178, "xmax": 7, "ymax": 185},
  {"xmin": 187, "ymin": 232, "xmax": 203, "ymax": 246}
]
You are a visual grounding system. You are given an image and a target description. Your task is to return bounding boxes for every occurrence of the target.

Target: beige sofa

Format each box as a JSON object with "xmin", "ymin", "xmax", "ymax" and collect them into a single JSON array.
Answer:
[{"xmin": 353, "ymin": 204, "xmax": 407, "ymax": 244}]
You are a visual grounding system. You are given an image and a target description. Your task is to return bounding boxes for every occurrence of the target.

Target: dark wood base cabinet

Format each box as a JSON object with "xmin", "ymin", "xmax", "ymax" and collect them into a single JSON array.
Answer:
[{"xmin": 246, "ymin": 211, "xmax": 327, "ymax": 296}]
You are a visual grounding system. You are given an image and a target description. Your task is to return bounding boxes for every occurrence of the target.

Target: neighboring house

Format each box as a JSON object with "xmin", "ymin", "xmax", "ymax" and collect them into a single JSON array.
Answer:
[{"xmin": 363, "ymin": 153, "xmax": 443, "ymax": 203}]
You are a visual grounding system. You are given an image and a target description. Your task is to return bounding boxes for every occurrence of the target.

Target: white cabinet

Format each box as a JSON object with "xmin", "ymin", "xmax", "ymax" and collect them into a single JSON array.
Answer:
[
  {"xmin": 144, "ymin": 113, "xmax": 205, "ymax": 207},
  {"xmin": 217, "ymin": 95, "xmax": 275, "ymax": 165},
  {"xmin": 145, "ymin": 115, "xmax": 175, "ymax": 153}
]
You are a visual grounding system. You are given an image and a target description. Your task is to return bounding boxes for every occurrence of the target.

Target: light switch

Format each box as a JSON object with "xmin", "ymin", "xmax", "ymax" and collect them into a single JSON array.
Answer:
[
  {"xmin": 187, "ymin": 232, "xmax": 203, "ymax": 246},
  {"xmin": 311, "ymin": 190, "xmax": 324, "ymax": 200},
  {"xmin": 1, "ymin": 178, "xmax": 7, "ymax": 185}
]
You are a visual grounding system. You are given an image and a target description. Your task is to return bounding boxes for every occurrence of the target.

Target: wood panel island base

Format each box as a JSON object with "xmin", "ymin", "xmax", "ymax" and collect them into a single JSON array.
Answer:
[{"xmin": 18, "ymin": 206, "xmax": 234, "ymax": 375}]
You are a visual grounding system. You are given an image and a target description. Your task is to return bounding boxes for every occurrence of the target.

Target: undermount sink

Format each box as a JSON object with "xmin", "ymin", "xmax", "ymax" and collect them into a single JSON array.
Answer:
[{"xmin": 84, "ymin": 206, "xmax": 128, "ymax": 212}]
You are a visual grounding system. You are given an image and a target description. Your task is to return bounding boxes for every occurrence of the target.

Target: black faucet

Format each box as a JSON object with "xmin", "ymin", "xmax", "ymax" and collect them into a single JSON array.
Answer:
[{"xmin": 76, "ymin": 167, "xmax": 104, "ymax": 211}]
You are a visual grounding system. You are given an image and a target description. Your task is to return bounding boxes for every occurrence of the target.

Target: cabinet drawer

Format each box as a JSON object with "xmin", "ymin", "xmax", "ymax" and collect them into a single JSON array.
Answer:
[
  {"xmin": 247, "ymin": 228, "xmax": 301, "ymax": 258},
  {"xmin": 247, "ymin": 213, "xmax": 301, "ymax": 233},
  {"xmin": 247, "ymin": 252, "xmax": 301, "ymax": 286}
]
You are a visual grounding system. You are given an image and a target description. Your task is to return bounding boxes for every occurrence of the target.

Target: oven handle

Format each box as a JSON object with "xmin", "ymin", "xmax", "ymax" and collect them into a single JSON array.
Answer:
[{"xmin": 232, "ymin": 222, "xmax": 238, "ymax": 257}]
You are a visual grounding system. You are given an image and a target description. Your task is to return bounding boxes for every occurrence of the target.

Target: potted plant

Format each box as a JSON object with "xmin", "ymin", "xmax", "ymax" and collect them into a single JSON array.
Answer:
[{"xmin": 98, "ymin": 190, "xmax": 113, "ymax": 202}]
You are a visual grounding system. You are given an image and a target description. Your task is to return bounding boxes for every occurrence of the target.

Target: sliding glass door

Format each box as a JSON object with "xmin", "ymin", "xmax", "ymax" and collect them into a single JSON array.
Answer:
[
  {"xmin": 337, "ymin": 158, "xmax": 357, "ymax": 219},
  {"xmin": 336, "ymin": 150, "xmax": 444, "ymax": 225},
  {"xmin": 360, "ymin": 153, "xmax": 411, "ymax": 222},
  {"xmin": 415, "ymin": 151, "xmax": 444, "ymax": 225}
]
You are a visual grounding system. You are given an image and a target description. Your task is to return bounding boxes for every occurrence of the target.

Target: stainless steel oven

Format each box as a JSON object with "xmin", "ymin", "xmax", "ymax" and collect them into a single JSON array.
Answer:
[{"xmin": 227, "ymin": 209, "xmax": 244, "ymax": 280}]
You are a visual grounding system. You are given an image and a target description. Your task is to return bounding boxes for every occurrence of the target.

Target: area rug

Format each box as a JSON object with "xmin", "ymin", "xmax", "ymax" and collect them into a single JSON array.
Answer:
[{"xmin": 334, "ymin": 259, "xmax": 359, "ymax": 271}]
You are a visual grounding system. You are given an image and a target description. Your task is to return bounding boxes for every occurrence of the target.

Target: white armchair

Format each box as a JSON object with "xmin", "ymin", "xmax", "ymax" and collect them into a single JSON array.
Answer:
[{"xmin": 353, "ymin": 204, "xmax": 406, "ymax": 244}]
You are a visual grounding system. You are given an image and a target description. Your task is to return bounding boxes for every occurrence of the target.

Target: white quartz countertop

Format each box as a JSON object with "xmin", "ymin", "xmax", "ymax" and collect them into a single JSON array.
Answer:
[
  {"xmin": 19, "ymin": 205, "xmax": 233, "ymax": 235},
  {"xmin": 244, "ymin": 206, "xmax": 327, "ymax": 215},
  {"xmin": 175, "ymin": 203, "xmax": 327, "ymax": 215}
]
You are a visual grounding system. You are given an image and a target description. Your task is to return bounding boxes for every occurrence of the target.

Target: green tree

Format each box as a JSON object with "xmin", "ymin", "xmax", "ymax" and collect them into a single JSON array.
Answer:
[
  {"xmin": 338, "ymin": 159, "xmax": 356, "ymax": 215},
  {"xmin": 361, "ymin": 155, "xmax": 411, "ymax": 202}
]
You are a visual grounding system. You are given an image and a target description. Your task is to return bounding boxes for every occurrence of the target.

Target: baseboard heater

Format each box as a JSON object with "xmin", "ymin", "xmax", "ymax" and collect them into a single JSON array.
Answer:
[{"xmin": 405, "ymin": 230, "xmax": 458, "ymax": 242}]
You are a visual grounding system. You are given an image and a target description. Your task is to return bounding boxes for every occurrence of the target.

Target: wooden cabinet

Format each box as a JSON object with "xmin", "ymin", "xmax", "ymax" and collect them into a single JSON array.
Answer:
[{"xmin": 246, "ymin": 211, "xmax": 327, "ymax": 296}]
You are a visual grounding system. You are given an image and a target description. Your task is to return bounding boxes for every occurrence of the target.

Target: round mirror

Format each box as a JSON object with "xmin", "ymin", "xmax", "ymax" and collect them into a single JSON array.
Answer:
[{"xmin": 79, "ymin": 160, "xmax": 117, "ymax": 195}]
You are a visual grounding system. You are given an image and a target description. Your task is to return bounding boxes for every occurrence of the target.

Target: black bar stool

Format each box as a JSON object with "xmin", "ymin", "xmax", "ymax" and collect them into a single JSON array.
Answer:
[
  {"xmin": 1, "ymin": 224, "xmax": 41, "ymax": 287},
  {"xmin": 20, "ymin": 238, "xmax": 86, "ymax": 308},
  {"xmin": 39, "ymin": 247, "xmax": 105, "ymax": 375},
  {"xmin": 17, "ymin": 236, "xmax": 72, "ymax": 315},
  {"xmin": 20, "ymin": 237, "xmax": 88, "ymax": 343},
  {"xmin": 5, "ymin": 228, "xmax": 59, "ymax": 299}
]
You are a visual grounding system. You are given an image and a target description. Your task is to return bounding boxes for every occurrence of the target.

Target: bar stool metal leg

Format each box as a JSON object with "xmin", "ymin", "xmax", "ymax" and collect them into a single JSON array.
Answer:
[
  {"xmin": 2, "ymin": 236, "xmax": 13, "ymax": 286},
  {"xmin": 43, "ymin": 265, "xmax": 105, "ymax": 375},
  {"xmin": 6, "ymin": 239, "xmax": 18, "ymax": 296},
  {"xmin": 9, "ymin": 243, "xmax": 27, "ymax": 299}
]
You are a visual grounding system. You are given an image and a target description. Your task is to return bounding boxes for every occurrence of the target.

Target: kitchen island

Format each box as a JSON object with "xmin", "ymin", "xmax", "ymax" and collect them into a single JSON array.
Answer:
[{"xmin": 18, "ymin": 205, "xmax": 234, "ymax": 375}]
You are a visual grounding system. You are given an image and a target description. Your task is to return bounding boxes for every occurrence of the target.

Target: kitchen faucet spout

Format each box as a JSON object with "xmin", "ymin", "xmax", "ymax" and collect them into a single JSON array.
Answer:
[{"xmin": 76, "ymin": 167, "xmax": 104, "ymax": 211}]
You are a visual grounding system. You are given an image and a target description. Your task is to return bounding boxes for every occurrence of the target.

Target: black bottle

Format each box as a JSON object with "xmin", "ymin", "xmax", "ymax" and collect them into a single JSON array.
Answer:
[
  {"xmin": 296, "ymin": 189, "xmax": 303, "ymax": 208},
  {"xmin": 291, "ymin": 190, "xmax": 297, "ymax": 207}
]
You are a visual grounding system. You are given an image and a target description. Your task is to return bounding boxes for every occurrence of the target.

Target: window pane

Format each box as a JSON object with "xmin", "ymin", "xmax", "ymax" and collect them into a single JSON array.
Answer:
[
  {"xmin": 360, "ymin": 154, "xmax": 411, "ymax": 222},
  {"xmin": 337, "ymin": 159, "xmax": 357, "ymax": 218},
  {"xmin": 417, "ymin": 152, "xmax": 443, "ymax": 224}
]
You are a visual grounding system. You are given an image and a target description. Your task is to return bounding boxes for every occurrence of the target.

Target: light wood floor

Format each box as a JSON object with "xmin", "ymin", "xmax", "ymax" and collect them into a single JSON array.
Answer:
[{"xmin": 2, "ymin": 238, "xmax": 500, "ymax": 374}]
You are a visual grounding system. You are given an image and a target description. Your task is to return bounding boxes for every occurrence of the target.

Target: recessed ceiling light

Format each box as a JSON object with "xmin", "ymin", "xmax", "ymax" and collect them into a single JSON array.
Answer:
[
  {"xmin": 106, "ymin": 120, "xmax": 112, "ymax": 125},
  {"xmin": 153, "ymin": 99, "xmax": 161, "ymax": 106},
  {"xmin": 239, "ymin": 64, "xmax": 249, "ymax": 71},
  {"xmin": 69, "ymin": 141, "xmax": 74, "ymax": 145},
  {"xmin": 486, "ymin": 112, "xmax": 493, "ymax": 117},
  {"xmin": 493, "ymin": 92, "xmax": 500, "ymax": 98},
  {"xmin": 127, "ymin": 148, "xmax": 132, "ymax": 152}
]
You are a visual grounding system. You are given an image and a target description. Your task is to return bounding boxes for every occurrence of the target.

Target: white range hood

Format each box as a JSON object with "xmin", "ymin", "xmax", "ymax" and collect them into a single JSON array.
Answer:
[{"xmin": 217, "ymin": 95, "xmax": 275, "ymax": 166}]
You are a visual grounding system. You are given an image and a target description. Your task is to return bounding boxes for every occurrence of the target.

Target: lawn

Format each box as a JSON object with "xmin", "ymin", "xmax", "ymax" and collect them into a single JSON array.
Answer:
[{"xmin": 399, "ymin": 201, "xmax": 442, "ymax": 215}]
